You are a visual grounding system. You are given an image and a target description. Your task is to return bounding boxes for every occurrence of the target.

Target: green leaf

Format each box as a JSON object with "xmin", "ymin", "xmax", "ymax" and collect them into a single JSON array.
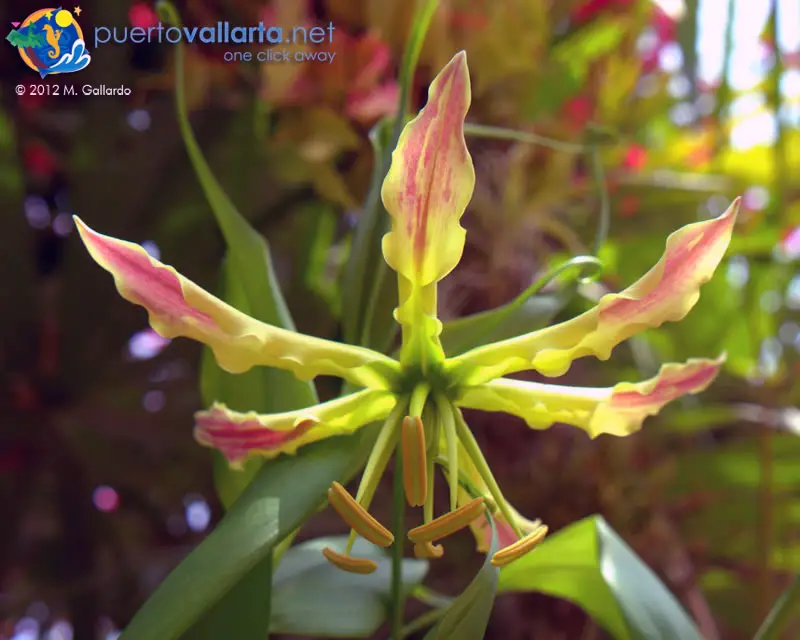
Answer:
[
  {"xmin": 754, "ymin": 575, "xmax": 800, "ymax": 640},
  {"xmin": 498, "ymin": 515, "xmax": 702, "ymax": 640},
  {"xmin": 270, "ymin": 536, "xmax": 428, "ymax": 637},
  {"xmin": 424, "ymin": 516, "xmax": 500, "ymax": 640},
  {"xmin": 554, "ymin": 20, "xmax": 627, "ymax": 67},
  {"xmin": 157, "ymin": 2, "xmax": 316, "ymax": 351},
  {"xmin": 182, "ymin": 554, "xmax": 273, "ymax": 640},
  {"xmin": 121, "ymin": 430, "xmax": 377, "ymax": 640},
  {"xmin": 526, "ymin": 61, "xmax": 584, "ymax": 117},
  {"xmin": 160, "ymin": 1, "xmax": 319, "ymax": 510},
  {"xmin": 341, "ymin": 0, "xmax": 440, "ymax": 353},
  {"xmin": 341, "ymin": 117, "xmax": 396, "ymax": 350}
]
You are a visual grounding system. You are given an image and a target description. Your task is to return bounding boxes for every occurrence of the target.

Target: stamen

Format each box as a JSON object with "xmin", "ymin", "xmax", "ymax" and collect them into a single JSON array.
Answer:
[
  {"xmin": 322, "ymin": 547, "xmax": 378, "ymax": 574},
  {"xmin": 413, "ymin": 541, "xmax": 444, "ymax": 559},
  {"xmin": 402, "ymin": 416, "xmax": 428, "ymax": 506},
  {"xmin": 328, "ymin": 482, "xmax": 394, "ymax": 548},
  {"xmin": 422, "ymin": 405, "xmax": 439, "ymax": 525},
  {"xmin": 491, "ymin": 524, "xmax": 549, "ymax": 567},
  {"xmin": 453, "ymin": 409, "xmax": 524, "ymax": 540},
  {"xmin": 436, "ymin": 396, "xmax": 459, "ymax": 512},
  {"xmin": 408, "ymin": 497, "xmax": 486, "ymax": 543}
]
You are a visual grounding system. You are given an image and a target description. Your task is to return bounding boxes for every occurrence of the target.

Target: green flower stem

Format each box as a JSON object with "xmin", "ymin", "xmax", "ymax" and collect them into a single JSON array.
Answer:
[
  {"xmin": 411, "ymin": 585, "xmax": 455, "ymax": 609},
  {"xmin": 423, "ymin": 418, "xmax": 439, "ymax": 524},
  {"xmin": 352, "ymin": 401, "xmax": 408, "ymax": 554},
  {"xmin": 391, "ymin": 449, "xmax": 406, "ymax": 640},
  {"xmin": 453, "ymin": 410, "xmax": 523, "ymax": 538},
  {"xmin": 589, "ymin": 144, "xmax": 610, "ymax": 255},
  {"xmin": 437, "ymin": 396, "xmax": 460, "ymax": 512},
  {"xmin": 442, "ymin": 254, "xmax": 603, "ymax": 357},
  {"xmin": 400, "ymin": 607, "xmax": 448, "ymax": 638},
  {"xmin": 434, "ymin": 456, "xmax": 495, "ymax": 510},
  {"xmin": 463, "ymin": 123, "xmax": 587, "ymax": 153}
]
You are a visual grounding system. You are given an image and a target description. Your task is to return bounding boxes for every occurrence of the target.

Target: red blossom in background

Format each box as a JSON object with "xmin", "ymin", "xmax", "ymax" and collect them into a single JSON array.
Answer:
[
  {"xmin": 129, "ymin": 2, "xmax": 159, "ymax": 29},
  {"xmin": 23, "ymin": 141, "xmax": 58, "ymax": 178},
  {"xmin": 619, "ymin": 194, "xmax": 640, "ymax": 217},
  {"xmin": 780, "ymin": 226, "xmax": 800, "ymax": 259},
  {"xmin": 269, "ymin": 29, "xmax": 399, "ymax": 125},
  {"xmin": 641, "ymin": 8, "xmax": 679, "ymax": 73},
  {"xmin": 564, "ymin": 95, "xmax": 594, "ymax": 132},
  {"xmin": 19, "ymin": 90, "xmax": 47, "ymax": 111},
  {"xmin": 622, "ymin": 144, "xmax": 648, "ymax": 171}
]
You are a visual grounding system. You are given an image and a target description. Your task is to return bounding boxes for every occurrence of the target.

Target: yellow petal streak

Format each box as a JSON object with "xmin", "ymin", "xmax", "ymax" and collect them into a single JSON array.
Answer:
[
  {"xmin": 74, "ymin": 217, "xmax": 399, "ymax": 389},
  {"xmin": 457, "ymin": 356, "xmax": 725, "ymax": 438},
  {"xmin": 449, "ymin": 199, "xmax": 739, "ymax": 383}
]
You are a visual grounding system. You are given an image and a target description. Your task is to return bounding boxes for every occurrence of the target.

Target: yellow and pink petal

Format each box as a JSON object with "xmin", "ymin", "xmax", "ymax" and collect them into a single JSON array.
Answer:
[
  {"xmin": 380, "ymin": 50, "xmax": 475, "ymax": 289},
  {"xmin": 456, "ymin": 356, "xmax": 724, "ymax": 438},
  {"xmin": 195, "ymin": 389, "xmax": 397, "ymax": 464},
  {"xmin": 74, "ymin": 217, "xmax": 399, "ymax": 389},
  {"xmin": 448, "ymin": 199, "xmax": 739, "ymax": 384}
]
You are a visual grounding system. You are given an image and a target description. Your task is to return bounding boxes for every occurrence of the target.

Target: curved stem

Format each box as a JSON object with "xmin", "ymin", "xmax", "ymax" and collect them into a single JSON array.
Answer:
[
  {"xmin": 391, "ymin": 449, "xmax": 406, "ymax": 639},
  {"xmin": 589, "ymin": 144, "xmax": 610, "ymax": 255},
  {"xmin": 400, "ymin": 607, "xmax": 448, "ymax": 638},
  {"xmin": 464, "ymin": 123, "xmax": 587, "ymax": 153}
]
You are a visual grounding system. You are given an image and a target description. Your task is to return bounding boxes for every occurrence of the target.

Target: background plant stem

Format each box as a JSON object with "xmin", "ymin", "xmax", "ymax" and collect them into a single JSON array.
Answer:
[{"xmin": 391, "ymin": 455, "xmax": 406, "ymax": 639}]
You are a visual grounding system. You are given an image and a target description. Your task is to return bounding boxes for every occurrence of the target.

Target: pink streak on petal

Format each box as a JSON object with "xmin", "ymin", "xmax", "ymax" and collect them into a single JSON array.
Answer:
[
  {"xmin": 81, "ymin": 224, "xmax": 216, "ymax": 330},
  {"xmin": 612, "ymin": 361, "xmax": 721, "ymax": 409},
  {"xmin": 476, "ymin": 515, "xmax": 520, "ymax": 547},
  {"xmin": 346, "ymin": 82, "xmax": 399, "ymax": 123},
  {"xmin": 601, "ymin": 200, "xmax": 738, "ymax": 323},
  {"xmin": 399, "ymin": 53, "xmax": 469, "ymax": 262},
  {"xmin": 195, "ymin": 408, "xmax": 314, "ymax": 463}
]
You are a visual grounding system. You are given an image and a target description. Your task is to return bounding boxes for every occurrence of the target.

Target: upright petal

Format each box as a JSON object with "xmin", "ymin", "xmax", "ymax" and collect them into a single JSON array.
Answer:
[
  {"xmin": 195, "ymin": 389, "xmax": 397, "ymax": 464},
  {"xmin": 74, "ymin": 218, "xmax": 399, "ymax": 389},
  {"xmin": 448, "ymin": 199, "xmax": 739, "ymax": 384},
  {"xmin": 456, "ymin": 356, "xmax": 724, "ymax": 438},
  {"xmin": 381, "ymin": 50, "xmax": 475, "ymax": 288}
]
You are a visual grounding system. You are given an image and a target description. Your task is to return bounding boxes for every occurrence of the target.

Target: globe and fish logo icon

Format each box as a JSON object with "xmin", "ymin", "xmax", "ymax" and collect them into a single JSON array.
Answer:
[{"xmin": 6, "ymin": 7, "xmax": 91, "ymax": 78}]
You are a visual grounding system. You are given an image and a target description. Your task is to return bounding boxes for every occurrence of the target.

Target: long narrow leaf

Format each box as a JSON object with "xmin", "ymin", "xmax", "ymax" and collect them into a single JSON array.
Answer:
[
  {"xmin": 121, "ymin": 430, "xmax": 378, "ymax": 640},
  {"xmin": 498, "ymin": 515, "xmax": 703, "ymax": 640},
  {"xmin": 423, "ymin": 516, "xmax": 500, "ymax": 639}
]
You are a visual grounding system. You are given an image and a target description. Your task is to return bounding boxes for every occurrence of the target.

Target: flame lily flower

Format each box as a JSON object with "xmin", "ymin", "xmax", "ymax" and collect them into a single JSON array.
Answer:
[{"xmin": 74, "ymin": 51, "xmax": 739, "ymax": 574}]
